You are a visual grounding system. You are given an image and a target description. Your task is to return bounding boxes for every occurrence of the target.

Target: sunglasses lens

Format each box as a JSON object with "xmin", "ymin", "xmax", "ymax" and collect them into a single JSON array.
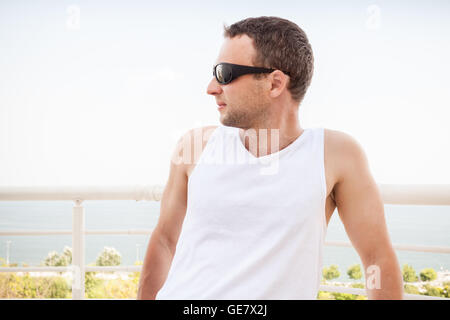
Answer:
[{"xmin": 215, "ymin": 64, "xmax": 232, "ymax": 84}]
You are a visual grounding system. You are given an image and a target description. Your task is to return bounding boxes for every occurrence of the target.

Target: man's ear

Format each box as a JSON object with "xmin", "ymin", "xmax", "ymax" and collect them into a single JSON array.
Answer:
[{"xmin": 268, "ymin": 70, "xmax": 288, "ymax": 98}]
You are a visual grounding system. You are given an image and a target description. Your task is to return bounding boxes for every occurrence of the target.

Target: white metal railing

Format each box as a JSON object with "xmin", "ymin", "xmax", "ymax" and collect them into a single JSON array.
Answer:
[{"xmin": 0, "ymin": 184, "xmax": 449, "ymax": 300}]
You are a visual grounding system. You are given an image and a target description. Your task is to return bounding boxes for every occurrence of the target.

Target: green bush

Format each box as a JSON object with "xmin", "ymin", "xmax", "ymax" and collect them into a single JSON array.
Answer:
[
  {"xmin": 420, "ymin": 268, "xmax": 437, "ymax": 282},
  {"xmin": 100, "ymin": 277, "xmax": 139, "ymax": 299},
  {"xmin": 83, "ymin": 260, "xmax": 140, "ymax": 299},
  {"xmin": 404, "ymin": 284, "xmax": 420, "ymax": 295},
  {"xmin": 351, "ymin": 282, "xmax": 365, "ymax": 289},
  {"xmin": 0, "ymin": 273, "xmax": 70, "ymax": 299},
  {"xmin": 40, "ymin": 277, "xmax": 71, "ymax": 298},
  {"xmin": 442, "ymin": 285, "xmax": 449, "ymax": 298},
  {"xmin": 317, "ymin": 291, "xmax": 334, "ymax": 300},
  {"xmin": 322, "ymin": 265, "xmax": 340, "ymax": 281},
  {"xmin": 402, "ymin": 264, "xmax": 418, "ymax": 282},
  {"xmin": 347, "ymin": 264, "xmax": 363, "ymax": 280},
  {"xmin": 84, "ymin": 272, "xmax": 104, "ymax": 299},
  {"xmin": 332, "ymin": 292, "xmax": 358, "ymax": 300},
  {"xmin": 83, "ymin": 271, "xmax": 139, "ymax": 299},
  {"xmin": 423, "ymin": 284, "xmax": 442, "ymax": 297}
]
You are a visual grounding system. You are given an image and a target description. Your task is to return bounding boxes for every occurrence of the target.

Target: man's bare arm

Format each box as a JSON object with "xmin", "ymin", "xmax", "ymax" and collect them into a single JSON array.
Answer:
[
  {"xmin": 136, "ymin": 133, "xmax": 190, "ymax": 300},
  {"xmin": 332, "ymin": 131, "xmax": 403, "ymax": 299}
]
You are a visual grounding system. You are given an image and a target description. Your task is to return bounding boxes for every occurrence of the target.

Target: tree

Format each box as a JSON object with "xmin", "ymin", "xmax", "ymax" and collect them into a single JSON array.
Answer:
[
  {"xmin": 402, "ymin": 264, "xmax": 418, "ymax": 282},
  {"xmin": 347, "ymin": 264, "xmax": 363, "ymax": 280},
  {"xmin": 61, "ymin": 246, "xmax": 72, "ymax": 265},
  {"xmin": 322, "ymin": 265, "xmax": 340, "ymax": 281},
  {"xmin": 420, "ymin": 268, "xmax": 437, "ymax": 282},
  {"xmin": 95, "ymin": 247, "xmax": 121, "ymax": 266},
  {"xmin": 43, "ymin": 247, "xmax": 72, "ymax": 267},
  {"xmin": 44, "ymin": 251, "xmax": 63, "ymax": 267}
]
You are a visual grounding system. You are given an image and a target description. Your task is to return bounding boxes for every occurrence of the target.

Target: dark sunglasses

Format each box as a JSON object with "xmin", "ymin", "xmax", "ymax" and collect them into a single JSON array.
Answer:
[{"xmin": 213, "ymin": 62, "xmax": 289, "ymax": 85}]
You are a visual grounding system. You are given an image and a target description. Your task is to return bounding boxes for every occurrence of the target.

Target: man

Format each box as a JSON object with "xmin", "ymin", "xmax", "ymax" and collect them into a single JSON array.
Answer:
[{"xmin": 137, "ymin": 16, "xmax": 403, "ymax": 300}]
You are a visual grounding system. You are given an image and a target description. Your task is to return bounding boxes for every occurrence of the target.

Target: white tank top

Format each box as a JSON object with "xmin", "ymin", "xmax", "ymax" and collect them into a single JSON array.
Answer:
[{"xmin": 156, "ymin": 125, "xmax": 327, "ymax": 300}]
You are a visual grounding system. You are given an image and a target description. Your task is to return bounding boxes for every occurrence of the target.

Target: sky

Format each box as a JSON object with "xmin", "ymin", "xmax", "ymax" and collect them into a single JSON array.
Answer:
[{"xmin": 0, "ymin": 0, "xmax": 449, "ymax": 187}]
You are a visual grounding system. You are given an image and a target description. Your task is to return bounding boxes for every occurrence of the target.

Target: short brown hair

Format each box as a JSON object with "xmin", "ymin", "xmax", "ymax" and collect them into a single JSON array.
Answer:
[{"xmin": 224, "ymin": 16, "xmax": 314, "ymax": 103}]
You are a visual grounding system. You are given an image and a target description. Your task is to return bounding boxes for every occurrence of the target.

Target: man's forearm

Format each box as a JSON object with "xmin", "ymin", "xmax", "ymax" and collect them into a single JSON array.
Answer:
[
  {"xmin": 363, "ymin": 249, "xmax": 404, "ymax": 300},
  {"xmin": 137, "ymin": 231, "xmax": 175, "ymax": 300}
]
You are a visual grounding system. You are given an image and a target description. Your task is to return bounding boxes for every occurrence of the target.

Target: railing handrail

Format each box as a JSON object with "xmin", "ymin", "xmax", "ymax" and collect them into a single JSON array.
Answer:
[
  {"xmin": 0, "ymin": 185, "xmax": 165, "ymax": 201},
  {"xmin": 1, "ymin": 184, "xmax": 450, "ymax": 205},
  {"xmin": 0, "ymin": 229, "xmax": 153, "ymax": 236}
]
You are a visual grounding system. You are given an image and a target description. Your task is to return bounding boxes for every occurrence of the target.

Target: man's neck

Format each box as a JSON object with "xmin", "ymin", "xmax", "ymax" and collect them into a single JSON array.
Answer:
[{"xmin": 238, "ymin": 119, "xmax": 303, "ymax": 158}]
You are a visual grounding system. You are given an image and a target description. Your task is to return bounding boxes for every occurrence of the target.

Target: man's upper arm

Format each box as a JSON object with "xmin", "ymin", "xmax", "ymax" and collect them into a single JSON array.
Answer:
[
  {"xmin": 153, "ymin": 131, "xmax": 191, "ymax": 252},
  {"xmin": 332, "ymin": 131, "xmax": 393, "ymax": 264}
]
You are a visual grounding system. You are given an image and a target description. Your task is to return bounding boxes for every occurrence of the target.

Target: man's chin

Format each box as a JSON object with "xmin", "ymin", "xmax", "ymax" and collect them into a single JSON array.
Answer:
[
  {"xmin": 219, "ymin": 112, "xmax": 247, "ymax": 128},
  {"xmin": 220, "ymin": 120, "xmax": 243, "ymax": 129},
  {"xmin": 219, "ymin": 115, "xmax": 234, "ymax": 127}
]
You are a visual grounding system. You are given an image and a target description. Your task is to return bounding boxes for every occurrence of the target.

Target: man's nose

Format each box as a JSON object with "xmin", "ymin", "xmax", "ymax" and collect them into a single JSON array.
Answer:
[{"xmin": 206, "ymin": 78, "xmax": 223, "ymax": 96}]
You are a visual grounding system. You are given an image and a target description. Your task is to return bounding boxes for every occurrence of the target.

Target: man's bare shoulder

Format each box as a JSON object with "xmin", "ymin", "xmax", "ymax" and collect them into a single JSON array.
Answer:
[
  {"xmin": 174, "ymin": 125, "xmax": 219, "ymax": 150},
  {"xmin": 173, "ymin": 125, "xmax": 219, "ymax": 177},
  {"xmin": 195, "ymin": 125, "xmax": 219, "ymax": 144},
  {"xmin": 184, "ymin": 125, "xmax": 219, "ymax": 148},
  {"xmin": 324, "ymin": 128, "xmax": 363, "ymax": 151},
  {"xmin": 324, "ymin": 128, "xmax": 369, "ymax": 184}
]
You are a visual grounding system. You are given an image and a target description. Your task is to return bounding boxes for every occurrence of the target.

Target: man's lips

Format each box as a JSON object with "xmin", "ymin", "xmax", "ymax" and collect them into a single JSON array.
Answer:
[{"xmin": 217, "ymin": 103, "xmax": 226, "ymax": 110}]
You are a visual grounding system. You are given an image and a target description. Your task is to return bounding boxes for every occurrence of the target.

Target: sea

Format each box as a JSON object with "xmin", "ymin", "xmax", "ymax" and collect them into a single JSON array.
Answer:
[{"xmin": 0, "ymin": 200, "xmax": 449, "ymax": 282}]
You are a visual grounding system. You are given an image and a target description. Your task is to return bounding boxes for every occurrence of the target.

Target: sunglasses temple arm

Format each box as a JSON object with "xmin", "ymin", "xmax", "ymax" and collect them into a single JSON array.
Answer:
[{"xmin": 233, "ymin": 65, "xmax": 274, "ymax": 78}]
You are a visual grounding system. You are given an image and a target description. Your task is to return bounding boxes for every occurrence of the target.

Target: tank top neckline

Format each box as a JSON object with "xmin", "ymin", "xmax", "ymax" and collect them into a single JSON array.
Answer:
[{"xmin": 233, "ymin": 127, "xmax": 311, "ymax": 161}]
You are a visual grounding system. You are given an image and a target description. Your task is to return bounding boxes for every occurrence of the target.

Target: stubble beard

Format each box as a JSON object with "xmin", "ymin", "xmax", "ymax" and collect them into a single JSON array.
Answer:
[{"xmin": 220, "ymin": 101, "xmax": 271, "ymax": 129}]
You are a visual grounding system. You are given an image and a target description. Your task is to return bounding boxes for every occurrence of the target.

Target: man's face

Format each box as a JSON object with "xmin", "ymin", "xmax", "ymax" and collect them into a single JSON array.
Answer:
[{"xmin": 206, "ymin": 35, "xmax": 271, "ymax": 129}]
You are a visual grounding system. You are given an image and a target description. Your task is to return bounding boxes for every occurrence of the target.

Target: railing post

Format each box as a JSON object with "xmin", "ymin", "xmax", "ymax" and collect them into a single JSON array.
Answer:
[{"xmin": 72, "ymin": 199, "xmax": 85, "ymax": 299}]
